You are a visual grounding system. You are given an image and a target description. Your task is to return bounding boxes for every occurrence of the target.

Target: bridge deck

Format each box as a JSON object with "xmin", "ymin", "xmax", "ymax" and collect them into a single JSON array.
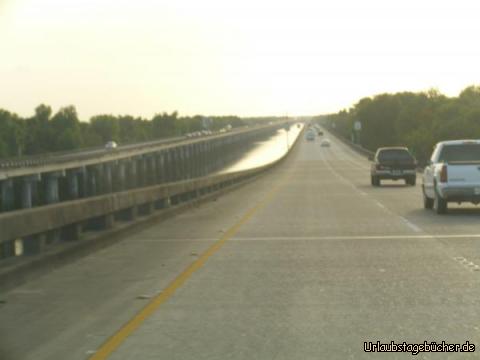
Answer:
[{"xmin": 1, "ymin": 131, "xmax": 480, "ymax": 359}]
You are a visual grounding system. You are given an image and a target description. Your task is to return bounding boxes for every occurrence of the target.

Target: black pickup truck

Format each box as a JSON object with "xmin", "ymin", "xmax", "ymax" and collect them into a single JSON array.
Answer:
[{"xmin": 370, "ymin": 147, "xmax": 417, "ymax": 186}]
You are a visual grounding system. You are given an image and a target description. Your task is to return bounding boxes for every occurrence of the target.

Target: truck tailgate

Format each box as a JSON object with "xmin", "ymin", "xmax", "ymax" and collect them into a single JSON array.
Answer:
[{"xmin": 447, "ymin": 163, "xmax": 480, "ymax": 186}]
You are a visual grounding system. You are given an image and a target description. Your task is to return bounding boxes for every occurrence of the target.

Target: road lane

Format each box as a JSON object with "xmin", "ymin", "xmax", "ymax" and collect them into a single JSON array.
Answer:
[
  {"xmin": 105, "ymin": 132, "xmax": 480, "ymax": 359},
  {"xmin": 1, "ymin": 129, "xmax": 480, "ymax": 359},
  {"xmin": 324, "ymin": 132, "xmax": 480, "ymax": 270}
]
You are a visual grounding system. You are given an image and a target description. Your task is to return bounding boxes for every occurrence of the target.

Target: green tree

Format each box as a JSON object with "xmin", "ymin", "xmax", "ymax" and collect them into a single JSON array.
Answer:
[
  {"xmin": 152, "ymin": 111, "xmax": 178, "ymax": 138},
  {"xmin": 49, "ymin": 106, "xmax": 83, "ymax": 151},
  {"xmin": 90, "ymin": 115, "xmax": 119, "ymax": 143}
]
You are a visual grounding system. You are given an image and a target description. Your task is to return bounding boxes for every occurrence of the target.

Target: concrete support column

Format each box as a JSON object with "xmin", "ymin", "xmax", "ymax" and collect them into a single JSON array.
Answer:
[
  {"xmin": 21, "ymin": 178, "xmax": 33, "ymax": 209},
  {"xmin": 162, "ymin": 151, "xmax": 169, "ymax": 182},
  {"xmin": 198, "ymin": 143, "xmax": 204, "ymax": 176},
  {"xmin": 63, "ymin": 169, "xmax": 82, "ymax": 241},
  {"xmin": 95, "ymin": 165, "xmax": 104, "ymax": 194},
  {"xmin": 88, "ymin": 213, "xmax": 114, "ymax": 231},
  {"xmin": 167, "ymin": 150, "xmax": 175, "ymax": 182},
  {"xmin": 125, "ymin": 206, "xmax": 138, "ymax": 221},
  {"xmin": 203, "ymin": 142, "xmax": 209, "ymax": 176},
  {"xmin": 137, "ymin": 157, "xmax": 146, "ymax": 187},
  {"xmin": 104, "ymin": 214, "xmax": 114, "ymax": 229},
  {"xmin": 139, "ymin": 202, "xmax": 154, "ymax": 216},
  {"xmin": 88, "ymin": 166, "xmax": 98, "ymax": 196},
  {"xmin": 212, "ymin": 140, "xmax": 218, "ymax": 171},
  {"xmin": 1, "ymin": 178, "xmax": 15, "ymax": 212},
  {"xmin": 23, "ymin": 233, "xmax": 47, "ymax": 255},
  {"xmin": 46, "ymin": 171, "xmax": 64, "ymax": 204},
  {"xmin": 203, "ymin": 142, "xmax": 209, "ymax": 175},
  {"xmin": 117, "ymin": 161, "xmax": 126, "ymax": 191},
  {"xmin": 148, "ymin": 155, "xmax": 157, "ymax": 185},
  {"xmin": 172, "ymin": 148, "xmax": 180, "ymax": 181},
  {"xmin": 18, "ymin": 174, "xmax": 45, "ymax": 254},
  {"xmin": 67, "ymin": 170, "xmax": 79, "ymax": 200},
  {"xmin": 184, "ymin": 145, "xmax": 191, "ymax": 179},
  {"xmin": 190, "ymin": 144, "xmax": 197, "ymax": 178},
  {"xmin": 179, "ymin": 146, "xmax": 185, "ymax": 180},
  {"xmin": 20, "ymin": 174, "xmax": 41, "ymax": 209},
  {"xmin": 79, "ymin": 167, "xmax": 88, "ymax": 198},
  {"xmin": 156, "ymin": 153, "xmax": 165, "ymax": 183},
  {"xmin": 0, "ymin": 240, "xmax": 15, "ymax": 259},
  {"xmin": 103, "ymin": 162, "xmax": 113, "ymax": 193},
  {"xmin": 142, "ymin": 156, "xmax": 149, "ymax": 186},
  {"xmin": 217, "ymin": 139, "xmax": 223, "ymax": 168},
  {"xmin": 129, "ymin": 158, "xmax": 137, "ymax": 189},
  {"xmin": 45, "ymin": 171, "xmax": 64, "ymax": 246},
  {"xmin": 214, "ymin": 139, "xmax": 220, "ymax": 171}
]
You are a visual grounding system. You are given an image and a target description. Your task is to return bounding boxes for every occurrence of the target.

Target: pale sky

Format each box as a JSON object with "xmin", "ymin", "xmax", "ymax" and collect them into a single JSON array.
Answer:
[{"xmin": 1, "ymin": 0, "xmax": 480, "ymax": 120}]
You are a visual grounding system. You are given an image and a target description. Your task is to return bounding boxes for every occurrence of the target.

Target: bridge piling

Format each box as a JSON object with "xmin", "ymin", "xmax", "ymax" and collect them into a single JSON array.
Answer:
[
  {"xmin": 0, "ymin": 122, "xmax": 289, "ymax": 264},
  {"xmin": 103, "ymin": 163, "xmax": 113, "ymax": 194},
  {"xmin": 1, "ymin": 179, "xmax": 14, "ymax": 212}
]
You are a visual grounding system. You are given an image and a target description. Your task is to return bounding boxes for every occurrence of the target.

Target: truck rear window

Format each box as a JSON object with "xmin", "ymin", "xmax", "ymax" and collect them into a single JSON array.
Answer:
[
  {"xmin": 378, "ymin": 149, "xmax": 412, "ymax": 161},
  {"xmin": 438, "ymin": 144, "xmax": 480, "ymax": 162}
]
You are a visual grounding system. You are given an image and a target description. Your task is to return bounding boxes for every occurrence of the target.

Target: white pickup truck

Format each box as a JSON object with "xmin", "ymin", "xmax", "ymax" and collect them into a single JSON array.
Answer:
[{"xmin": 422, "ymin": 140, "xmax": 480, "ymax": 214}]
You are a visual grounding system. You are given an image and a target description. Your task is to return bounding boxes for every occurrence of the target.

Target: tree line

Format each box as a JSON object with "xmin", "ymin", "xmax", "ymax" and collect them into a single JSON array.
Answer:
[
  {"xmin": 321, "ymin": 86, "xmax": 480, "ymax": 164},
  {"xmin": 0, "ymin": 105, "xmax": 277, "ymax": 158}
]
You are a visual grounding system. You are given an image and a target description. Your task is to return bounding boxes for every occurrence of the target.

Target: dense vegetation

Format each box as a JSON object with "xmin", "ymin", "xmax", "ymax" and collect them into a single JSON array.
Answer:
[
  {"xmin": 0, "ymin": 105, "xmax": 278, "ymax": 158},
  {"xmin": 322, "ymin": 86, "xmax": 480, "ymax": 164}
]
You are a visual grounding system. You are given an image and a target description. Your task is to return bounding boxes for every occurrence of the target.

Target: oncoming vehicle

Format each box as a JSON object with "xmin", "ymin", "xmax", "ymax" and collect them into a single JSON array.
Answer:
[
  {"xmin": 422, "ymin": 140, "xmax": 480, "ymax": 214},
  {"xmin": 105, "ymin": 141, "xmax": 118, "ymax": 150},
  {"xmin": 320, "ymin": 139, "xmax": 330, "ymax": 147},
  {"xmin": 370, "ymin": 147, "xmax": 417, "ymax": 186}
]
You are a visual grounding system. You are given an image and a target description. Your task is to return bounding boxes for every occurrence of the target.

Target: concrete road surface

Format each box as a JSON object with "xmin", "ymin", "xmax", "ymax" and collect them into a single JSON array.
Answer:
[{"xmin": 1, "ymin": 130, "xmax": 480, "ymax": 359}]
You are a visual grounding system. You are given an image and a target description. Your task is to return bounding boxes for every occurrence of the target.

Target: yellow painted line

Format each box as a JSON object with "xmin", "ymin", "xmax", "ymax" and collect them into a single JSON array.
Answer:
[{"xmin": 89, "ymin": 175, "xmax": 288, "ymax": 360}]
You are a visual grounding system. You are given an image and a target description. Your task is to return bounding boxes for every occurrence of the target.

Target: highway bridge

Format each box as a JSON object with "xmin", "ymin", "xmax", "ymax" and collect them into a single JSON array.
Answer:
[
  {"xmin": 0, "ymin": 123, "xmax": 285, "ymax": 260},
  {"xmin": 1, "ymin": 126, "xmax": 480, "ymax": 359}
]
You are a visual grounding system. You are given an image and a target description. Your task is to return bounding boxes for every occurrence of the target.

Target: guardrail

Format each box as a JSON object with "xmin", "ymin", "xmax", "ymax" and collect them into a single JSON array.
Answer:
[
  {"xmin": 0, "ymin": 136, "xmax": 185, "ymax": 169},
  {"xmin": 324, "ymin": 127, "xmax": 375, "ymax": 157},
  {"xmin": 0, "ymin": 124, "xmax": 278, "ymax": 171},
  {"xmin": 0, "ymin": 123, "xmax": 285, "ymax": 181},
  {"xmin": 0, "ymin": 125, "xmax": 303, "ymax": 290}
]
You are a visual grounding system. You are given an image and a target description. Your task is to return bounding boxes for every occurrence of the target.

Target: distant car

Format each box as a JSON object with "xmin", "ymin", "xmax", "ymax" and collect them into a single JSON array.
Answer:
[
  {"xmin": 370, "ymin": 147, "xmax": 417, "ymax": 186},
  {"xmin": 320, "ymin": 139, "xmax": 330, "ymax": 147},
  {"xmin": 305, "ymin": 130, "xmax": 315, "ymax": 141},
  {"xmin": 423, "ymin": 140, "xmax": 480, "ymax": 214},
  {"xmin": 105, "ymin": 141, "xmax": 118, "ymax": 150},
  {"xmin": 318, "ymin": 130, "xmax": 324, "ymax": 136}
]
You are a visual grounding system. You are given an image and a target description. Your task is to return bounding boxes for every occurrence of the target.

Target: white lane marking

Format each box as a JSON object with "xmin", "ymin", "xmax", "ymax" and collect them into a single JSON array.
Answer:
[
  {"xmin": 375, "ymin": 201, "xmax": 386, "ymax": 209},
  {"xmin": 327, "ymin": 134, "xmax": 420, "ymax": 198},
  {"xmin": 399, "ymin": 216, "xmax": 423, "ymax": 233},
  {"xmin": 321, "ymin": 149, "xmax": 425, "ymax": 234},
  {"xmin": 327, "ymin": 135, "xmax": 371, "ymax": 170},
  {"xmin": 231, "ymin": 234, "xmax": 480, "ymax": 241},
  {"xmin": 453, "ymin": 256, "xmax": 480, "ymax": 272},
  {"xmin": 124, "ymin": 234, "xmax": 480, "ymax": 242}
]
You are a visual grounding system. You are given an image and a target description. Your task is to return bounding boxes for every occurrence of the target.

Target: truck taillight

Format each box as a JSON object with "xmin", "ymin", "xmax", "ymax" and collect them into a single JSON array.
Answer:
[{"xmin": 439, "ymin": 164, "xmax": 448, "ymax": 183}]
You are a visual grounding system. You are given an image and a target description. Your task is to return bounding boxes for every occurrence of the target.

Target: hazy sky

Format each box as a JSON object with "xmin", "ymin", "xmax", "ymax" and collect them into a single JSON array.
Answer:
[{"xmin": 1, "ymin": 0, "xmax": 480, "ymax": 120}]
